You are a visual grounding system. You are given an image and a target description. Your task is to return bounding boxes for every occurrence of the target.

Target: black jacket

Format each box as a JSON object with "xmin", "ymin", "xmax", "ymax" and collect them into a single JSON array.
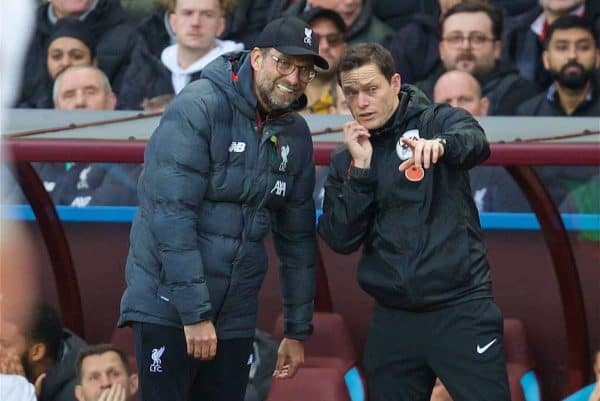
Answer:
[
  {"xmin": 384, "ymin": 13, "xmax": 441, "ymax": 84},
  {"xmin": 39, "ymin": 330, "xmax": 86, "ymax": 401},
  {"xmin": 116, "ymin": 42, "xmax": 183, "ymax": 110},
  {"xmin": 136, "ymin": 5, "xmax": 173, "ymax": 59},
  {"xmin": 119, "ymin": 51, "xmax": 316, "ymax": 340},
  {"xmin": 318, "ymin": 85, "xmax": 492, "ymax": 311},
  {"xmin": 19, "ymin": 0, "xmax": 140, "ymax": 106},
  {"xmin": 516, "ymin": 74, "xmax": 600, "ymax": 116},
  {"xmin": 416, "ymin": 61, "xmax": 539, "ymax": 115},
  {"xmin": 223, "ymin": 0, "xmax": 287, "ymax": 48}
]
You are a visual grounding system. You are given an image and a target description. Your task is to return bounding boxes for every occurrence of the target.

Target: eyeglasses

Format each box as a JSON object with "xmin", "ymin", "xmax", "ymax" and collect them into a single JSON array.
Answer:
[
  {"xmin": 271, "ymin": 54, "xmax": 317, "ymax": 83},
  {"xmin": 320, "ymin": 33, "xmax": 345, "ymax": 46},
  {"xmin": 442, "ymin": 32, "xmax": 496, "ymax": 48}
]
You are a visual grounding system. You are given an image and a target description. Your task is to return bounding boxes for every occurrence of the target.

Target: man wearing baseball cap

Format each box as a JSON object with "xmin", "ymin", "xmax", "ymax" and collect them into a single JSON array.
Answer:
[{"xmin": 119, "ymin": 16, "xmax": 325, "ymax": 401}]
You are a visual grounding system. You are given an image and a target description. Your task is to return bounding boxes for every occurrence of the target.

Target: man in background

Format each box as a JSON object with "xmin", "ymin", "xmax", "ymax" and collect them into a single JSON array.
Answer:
[
  {"xmin": 0, "ymin": 302, "xmax": 87, "ymax": 401},
  {"xmin": 118, "ymin": 0, "xmax": 244, "ymax": 110},
  {"xmin": 417, "ymin": 1, "xmax": 538, "ymax": 115},
  {"xmin": 19, "ymin": 0, "xmax": 140, "ymax": 106},
  {"xmin": 302, "ymin": 7, "xmax": 348, "ymax": 114},
  {"xmin": 517, "ymin": 15, "xmax": 599, "ymax": 116},
  {"xmin": 74, "ymin": 344, "xmax": 138, "ymax": 401}
]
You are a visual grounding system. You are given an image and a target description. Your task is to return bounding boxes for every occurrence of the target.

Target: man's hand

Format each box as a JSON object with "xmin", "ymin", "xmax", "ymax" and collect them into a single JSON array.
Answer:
[
  {"xmin": 34, "ymin": 373, "xmax": 46, "ymax": 397},
  {"xmin": 0, "ymin": 345, "xmax": 25, "ymax": 376},
  {"xmin": 343, "ymin": 121, "xmax": 372, "ymax": 169},
  {"xmin": 273, "ymin": 338, "xmax": 304, "ymax": 379},
  {"xmin": 184, "ymin": 320, "xmax": 217, "ymax": 360},
  {"xmin": 399, "ymin": 137, "xmax": 445, "ymax": 172},
  {"xmin": 98, "ymin": 384, "xmax": 127, "ymax": 401}
]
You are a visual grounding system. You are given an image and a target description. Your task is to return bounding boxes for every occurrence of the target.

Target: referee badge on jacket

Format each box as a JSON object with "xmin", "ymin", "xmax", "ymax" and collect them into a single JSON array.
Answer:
[
  {"xmin": 396, "ymin": 129, "xmax": 420, "ymax": 160},
  {"xmin": 396, "ymin": 129, "xmax": 425, "ymax": 182}
]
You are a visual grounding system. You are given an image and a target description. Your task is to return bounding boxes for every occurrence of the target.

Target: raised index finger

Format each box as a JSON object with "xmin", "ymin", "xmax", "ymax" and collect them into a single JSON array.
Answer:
[{"xmin": 401, "ymin": 137, "xmax": 417, "ymax": 149}]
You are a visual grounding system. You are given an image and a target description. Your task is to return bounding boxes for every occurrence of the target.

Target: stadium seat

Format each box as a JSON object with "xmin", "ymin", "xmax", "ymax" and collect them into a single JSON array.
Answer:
[
  {"xmin": 272, "ymin": 312, "xmax": 356, "ymax": 363},
  {"xmin": 504, "ymin": 318, "xmax": 542, "ymax": 401},
  {"xmin": 265, "ymin": 366, "xmax": 351, "ymax": 401}
]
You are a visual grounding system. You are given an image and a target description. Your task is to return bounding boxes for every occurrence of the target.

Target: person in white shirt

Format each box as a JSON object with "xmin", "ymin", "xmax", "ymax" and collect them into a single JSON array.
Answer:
[{"xmin": 118, "ymin": 0, "xmax": 244, "ymax": 110}]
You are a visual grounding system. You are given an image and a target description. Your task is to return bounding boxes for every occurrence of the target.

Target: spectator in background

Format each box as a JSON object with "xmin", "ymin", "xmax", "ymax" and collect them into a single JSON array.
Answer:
[
  {"xmin": 517, "ymin": 15, "xmax": 599, "ymax": 214},
  {"xmin": 136, "ymin": 0, "xmax": 241, "ymax": 58},
  {"xmin": 433, "ymin": 69, "xmax": 490, "ymax": 115},
  {"xmin": 503, "ymin": 0, "xmax": 596, "ymax": 89},
  {"xmin": 34, "ymin": 65, "xmax": 141, "ymax": 208},
  {"xmin": 74, "ymin": 344, "xmax": 138, "ymax": 401},
  {"xmin": 20, "ymin": 18, "xmax": 96, "ymax": 108},
  {"xmin": 285, "ymin": 0, "xmax": 393, "ymax": 45},
  {"xmin": 46, "ymin": 20, "xmax": 96, "ymax": 86},
  {"xmin": 517, "ymin": 15, "xmax": 599, "ymax": 116},
  {"xmin": 53, "ymin": 66, "xmax": 116, "ymax": 111},
  {"xmin": 0, "ymin": 302, "xmax": 87, "ymax": 401},
  {"xmin": 416, "ymin": 1, "xmax": 539, "ymax": 115},
  {"xmin": 301, "ymin": 8, "xmax": 348, "ymax": 114},
  {"xmin": 385, "ymin": 0, "xmax": 488, "ymax": 85},
  {"xmin": 118, "ymin": 0, "xmax": 244, "ymax": 111},
  {"xmin": 19, "ymin": 0, "xmax": 141, "ymax": 107}
]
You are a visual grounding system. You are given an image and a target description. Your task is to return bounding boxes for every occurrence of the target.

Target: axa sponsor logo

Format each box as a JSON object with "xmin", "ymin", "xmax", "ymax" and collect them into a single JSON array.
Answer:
[{"xmin": 270, "ymin": 180, "xmax": 287, "ymax": 197}]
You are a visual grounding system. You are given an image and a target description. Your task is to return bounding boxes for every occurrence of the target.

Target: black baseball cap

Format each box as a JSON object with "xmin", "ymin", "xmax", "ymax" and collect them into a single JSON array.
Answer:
[
  {"xmin": 254, "ymin": 16, "xmax": 329, "ymax": 70},
  {"xmin": 48, "ymin": 18, "xmax": 96, "ymax": 58},
  {"xmin": 303, "ymin": 7, "xmax": 347, "ymax": 34}
]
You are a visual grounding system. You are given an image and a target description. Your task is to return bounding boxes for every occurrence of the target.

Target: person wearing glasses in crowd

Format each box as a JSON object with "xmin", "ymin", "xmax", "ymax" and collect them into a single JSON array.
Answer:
[
  {"xmin": 301, "ymin": 7, "xmax": 348, "ymax": 114},
  {"xmin": 416, "ymin": 1, "xmax": 538, "ymax": 115},
  {"xmin": 119, "ymin": 16, "xmax": 326, "ymax": 401},
  {"xmin": 318, "ymin": 42, "xmax": 510, "ymax": 401}
]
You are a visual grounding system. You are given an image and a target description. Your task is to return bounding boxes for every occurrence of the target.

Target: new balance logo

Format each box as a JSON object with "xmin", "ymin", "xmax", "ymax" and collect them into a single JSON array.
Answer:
[
  {"xmin": 150, "ymin": 346, "xmax": 165, "ymax": 372},
  {"xmin": 270, "ymin": 180, "xmax": 286, "ymax": 197},
  {"xmin": 476, "ymin": 339, "xmax": 497, "ymax": 354},
  {"xmin": 229, "ymin": 142, "xmax": 246, "ymax": 153}
]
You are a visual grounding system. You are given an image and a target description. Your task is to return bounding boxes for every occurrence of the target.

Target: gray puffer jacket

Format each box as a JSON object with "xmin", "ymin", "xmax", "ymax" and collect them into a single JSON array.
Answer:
[{"xmin": 119, "ymin": 51, "xmax": 316, "ymax": 340}]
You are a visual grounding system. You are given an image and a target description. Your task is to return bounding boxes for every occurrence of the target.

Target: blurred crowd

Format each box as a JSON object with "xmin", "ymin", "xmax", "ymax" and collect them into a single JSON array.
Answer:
[{"xmin": 4, "ymin": 0, "xmax": 600, "ymax": 213}]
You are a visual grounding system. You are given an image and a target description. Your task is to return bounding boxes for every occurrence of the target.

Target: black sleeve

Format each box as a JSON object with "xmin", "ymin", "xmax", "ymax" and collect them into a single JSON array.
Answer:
[
  {"xmin": 432, "ymin": 105, "xmax": 491, "ymax": 170},
  {"xmin": 317, "ymin": 150, "xmax": 377, "ymax": 255}
]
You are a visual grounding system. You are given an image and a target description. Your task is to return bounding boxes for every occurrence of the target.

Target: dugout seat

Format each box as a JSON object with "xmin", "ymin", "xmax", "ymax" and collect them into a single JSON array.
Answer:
[
  {"xmin": 265, "ymin": 366, "xmax": 351, "ymax": 401},
  {"xmin": 504, "ymin": 318, "xmax": 542, "ymax": 401}
]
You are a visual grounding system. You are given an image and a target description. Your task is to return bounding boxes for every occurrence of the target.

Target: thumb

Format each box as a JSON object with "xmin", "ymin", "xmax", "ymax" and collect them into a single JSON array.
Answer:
[{"xmin": 399, "ymin": 158, "xmax": 414, "ymax": 172}]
